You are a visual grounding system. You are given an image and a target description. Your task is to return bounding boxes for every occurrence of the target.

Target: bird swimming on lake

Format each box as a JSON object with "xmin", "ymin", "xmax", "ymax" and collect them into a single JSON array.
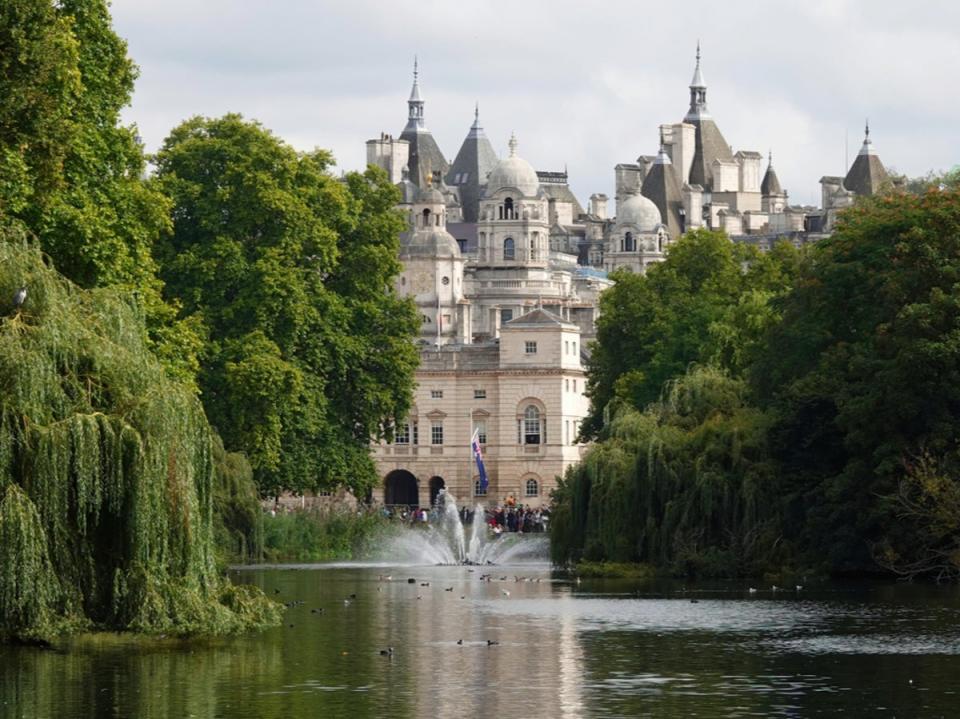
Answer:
[
  {"xmin": 501, "ymin": 590, "xmax": 510, "ymax": 597},
  {"xmin": 456, "ymin": 639, "xmax": 463, "ymax": 645},
  {"xmin": 379, "ymin": 647, "xmax": 394, "ymax": 656},
  {"xmin": 748, "ymin": 587, "xmax": 758, "ymax": 594},
  {"xmin": 445, "ymin": 587, "xmax": 454, "ymax": 592},
  {"xmin": 486, "ymin": 640, "xmax": 499, "ymax": 646}
]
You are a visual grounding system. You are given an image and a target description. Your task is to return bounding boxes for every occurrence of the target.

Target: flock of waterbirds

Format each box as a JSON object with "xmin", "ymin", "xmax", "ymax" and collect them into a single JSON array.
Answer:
[{"xmin": 268, "ymin": 571, "xmax": 810, "ymax": 658}]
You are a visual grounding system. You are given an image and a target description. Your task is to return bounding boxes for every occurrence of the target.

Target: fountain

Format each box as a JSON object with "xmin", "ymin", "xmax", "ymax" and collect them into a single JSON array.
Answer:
[{"xmin": 378, "ymin": 489, "xmax": 549, "ymax": 566}]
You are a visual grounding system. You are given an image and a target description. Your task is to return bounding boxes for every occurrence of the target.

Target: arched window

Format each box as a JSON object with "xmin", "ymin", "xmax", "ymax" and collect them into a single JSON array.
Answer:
[
  {"xmin": 474, "ymin": 479, "xmax": 487, "ymax": 497},
  {"xmin": 504, "ymin": 197, "xmax": 514, "ymax": 219},
  {"xmin": 658, "ymin": 232, "xmax": 664, "ymax": 253},
  {"xmin": 525, "ymin": 478, "xmax": 539, "ymax": 497},
  {"xmin": 624, "ymin": 231, "xmax": 635, "ymax": 252},
  {"xmin": 523, "ymin": 405, "xmax": 541, "ymax": 445},
  {"xmin": 422, "ymin": 208, "xmax": 431, "ymax": 227},
  {"xmin": 503, "ymin": 237, "xmax": 515, "ymax": 261}
]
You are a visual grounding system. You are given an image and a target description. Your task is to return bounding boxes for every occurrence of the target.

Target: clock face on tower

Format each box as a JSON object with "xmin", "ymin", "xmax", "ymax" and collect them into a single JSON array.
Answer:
[{"xmin": 413, "ymin": 270, "xmax": 433, "ymax": 293}]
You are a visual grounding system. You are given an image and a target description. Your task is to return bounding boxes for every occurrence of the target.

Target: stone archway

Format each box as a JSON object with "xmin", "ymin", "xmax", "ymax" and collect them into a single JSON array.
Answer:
[
  {"xmin": 428, "ymin": 476, "xmax": 445, "ymax": 507},
  {"xmin": 384, "ymin": 470, "xmax": 419, "ymax": 507}
]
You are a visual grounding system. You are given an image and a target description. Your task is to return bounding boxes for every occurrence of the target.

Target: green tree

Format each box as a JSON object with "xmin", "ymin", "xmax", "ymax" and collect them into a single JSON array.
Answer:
[
  {"xmin": 154, "ymin": 114, "xmax": 418, "ymax": 497},
  {"xmin": 756, "ymin": 187, "xmax": 960, "ymax": 572},
  {"xmin": 583, "ymin": 229, "xmax": 800, "ymax": 438},
  {"xmin": 0, "ymin": 0, "xmax": 198, "ymax": 384}
]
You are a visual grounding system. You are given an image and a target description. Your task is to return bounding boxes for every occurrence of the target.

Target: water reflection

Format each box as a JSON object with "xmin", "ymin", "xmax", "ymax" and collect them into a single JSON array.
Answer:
[{"xmin": 2, "ymin": 567, "xmax": 960, "ymax": 717}]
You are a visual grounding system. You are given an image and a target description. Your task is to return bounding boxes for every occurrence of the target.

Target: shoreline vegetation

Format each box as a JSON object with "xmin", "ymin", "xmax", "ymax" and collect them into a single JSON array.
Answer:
[{"xmin": 551, "ymin": 184, "xmax": 960, "ymax": 582}]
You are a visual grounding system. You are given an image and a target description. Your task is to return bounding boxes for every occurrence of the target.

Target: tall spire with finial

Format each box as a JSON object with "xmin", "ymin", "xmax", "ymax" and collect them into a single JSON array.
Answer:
[
  {"xmin": 406, "ymin": 56, "xmax": 425, "ymax": 131},
  {"xmin": 686, "ymin": 41, "xmax": 709, "ymax": 120},
  {"xmin": 858, "ymin": 118, "xmax": 876, "ymax": 156}
]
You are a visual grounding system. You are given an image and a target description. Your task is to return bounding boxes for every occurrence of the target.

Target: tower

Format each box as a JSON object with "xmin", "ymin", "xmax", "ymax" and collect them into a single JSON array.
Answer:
[
  {"xmin": 682, "ymin": 43, "xmax": 734, "ymax": 192},
  {"xmin": 843, "ymin": 121, "xmax": 889, "ymax": 196},
  {"xmin": 398, "ymin": 58, "xmax": 450, "ymax": 188}
]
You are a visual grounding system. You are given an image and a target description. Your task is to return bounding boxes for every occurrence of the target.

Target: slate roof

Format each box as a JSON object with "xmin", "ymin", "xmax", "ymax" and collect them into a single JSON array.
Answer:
[
  {"xmin": 538, "ymin": 177, "xmax": 586, "ymax": 217},
  {"xmin": 399, "ymin": 128, "xmax": 450, "ymax": 189},
  {"xmin": 503, "ymin": 307, "xmax": 572, "ymax": 328},
  {"xmin": 445, "ymin": 112, "xmax": 498, "ymax": 223},
  {"xmin": 761, "ymin": 164, "xmax": 783, "ymax": 196},
  {"xmin": 844, "ymin": 152, "xmax": 888, "ymax": 196},
  {"xmin": 641, "ymin": 154, "xmax": 684, "ymax": 237},
  {"xmin": 687, "ymin": 117, "xmax": 734, "ymax": 190}
]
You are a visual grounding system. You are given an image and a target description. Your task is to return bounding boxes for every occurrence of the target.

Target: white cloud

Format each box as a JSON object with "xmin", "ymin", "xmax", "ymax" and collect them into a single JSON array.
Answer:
[{"xmin": 113, "ymin": 0, "xmax": 959, "ymax": 206}]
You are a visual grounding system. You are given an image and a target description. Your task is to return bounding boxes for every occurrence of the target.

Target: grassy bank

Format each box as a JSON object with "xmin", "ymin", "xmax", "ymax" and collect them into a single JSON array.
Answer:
[{"xmin": 259, "ymin": 510, "xmax": 392, "ymax": 563}]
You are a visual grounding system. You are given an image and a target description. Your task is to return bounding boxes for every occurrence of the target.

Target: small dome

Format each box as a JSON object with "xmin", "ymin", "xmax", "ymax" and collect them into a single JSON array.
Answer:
[
  {"xmin": 416, "ymin": 185, "xmax": 445, "ymax": 204},
  {"xmin": 616, "ymin": 193, "xmax": 662, "ymax": 231},
  {"xmin": 401, "ymin": 228, "xmax": 461, "ymax": 259},
  {"xmin": 485, "ymin": 134, "xmax": 539, "ymax": 197}
]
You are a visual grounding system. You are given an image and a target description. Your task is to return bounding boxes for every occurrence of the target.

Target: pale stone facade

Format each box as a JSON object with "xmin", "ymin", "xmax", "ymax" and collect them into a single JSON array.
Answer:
[{"xmin": 372, "ymin": 309, "xmax": 589, "ymax": 509}]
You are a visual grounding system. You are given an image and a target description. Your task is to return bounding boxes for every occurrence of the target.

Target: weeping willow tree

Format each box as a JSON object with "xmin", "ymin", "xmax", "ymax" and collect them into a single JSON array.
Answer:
[
  {"xmin": 0, "ymin": 235, "xmax": 281, "ymax": 643},
  {"xmin": 551, "ymin": 366, "xmax": 784, "ymax": 577}
]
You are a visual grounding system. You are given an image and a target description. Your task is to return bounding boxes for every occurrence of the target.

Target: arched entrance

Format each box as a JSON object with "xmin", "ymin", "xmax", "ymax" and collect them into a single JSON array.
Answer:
[
  {"xmin": 384, "ymin": 470, "xmax": 419, "ymax": 507},
  {"xmin": 428, "ymin": 476, "xmax": 445, "ymax": 507}
]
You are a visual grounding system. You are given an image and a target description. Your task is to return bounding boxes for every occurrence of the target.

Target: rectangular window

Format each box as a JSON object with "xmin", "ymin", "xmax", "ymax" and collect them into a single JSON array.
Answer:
[
  {"xmin": 396, "ymin": 422, "xmax": 410, "ymax": 445},
  {"xmin": 501, "ymin": 309, "xmax": 513, "ymax": 324},
  {"xmin": 573, "ymin": 341, "xmax": 577, "ymax": 355},
  {"xmin": 565, "ymin": 379, "xmax": 570, "ymax": 392},
  {"xmin": 565, "ymin": 340, "xmax": 570, "ymax": 355},
  {"xmin": 475, "ymin": 420, "xmax": 487, "ymax": 445},
  {"xmin": 431, "ymin": 389, "xmax": 443, "ymax": 399},
  {"xmin": 474, "ymin": 480, "xmax": 487, "ymax": 497},
  {"xmin": 566, "ymin": 420, "xmax": 570, "ymax": 445},
  {"xmin": 474, "ymin": 389, "xmax": 486, "ymax": 400},
  {"xmin": 525, "ymin": 341, "xmax": 537, "ymax": 355},
  {"xmin": 431, "ymin": 422, "xmax": 443, "ymax": 445},
  {"xmin": 412, "ymin": 421, "xmax": 419, "ymax": 445},
  {"xmin": 573, "ymin": 379, "xmax": 577, "ymax": 392}
]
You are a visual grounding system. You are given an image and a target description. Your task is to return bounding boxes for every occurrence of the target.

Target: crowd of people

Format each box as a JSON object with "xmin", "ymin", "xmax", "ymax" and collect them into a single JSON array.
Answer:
[{"xmin": 381, "ymin": 501, "xmax": 549, "ymax": 535}]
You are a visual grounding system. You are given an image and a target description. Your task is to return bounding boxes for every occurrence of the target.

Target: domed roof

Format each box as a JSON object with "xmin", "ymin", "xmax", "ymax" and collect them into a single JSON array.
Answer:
[
  {"xmin": 485, "ymin": 134, "xmax": 539, "ymax": 197},
  {"xmin": 416, "ymin": 184, "xmax": 445, "ymax": 204},
  {"xmin": 616, "ymin": 193, "xmax": 662, "ymax": 231},
  {"xmin": 401, "ymin": 228, "xmax": 461, "ymax": 259}
]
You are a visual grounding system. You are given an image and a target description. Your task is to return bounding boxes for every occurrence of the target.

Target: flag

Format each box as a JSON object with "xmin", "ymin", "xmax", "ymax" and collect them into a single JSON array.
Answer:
[{"xmin": 471, "ymin": 429, "xmax": 488, "ymax": 492}]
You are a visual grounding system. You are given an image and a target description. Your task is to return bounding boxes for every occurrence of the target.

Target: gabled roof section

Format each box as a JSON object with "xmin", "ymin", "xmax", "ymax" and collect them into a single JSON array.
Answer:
[{"xmin": 503, "ymin": 307, "xmax": 574, "ymax": 329}]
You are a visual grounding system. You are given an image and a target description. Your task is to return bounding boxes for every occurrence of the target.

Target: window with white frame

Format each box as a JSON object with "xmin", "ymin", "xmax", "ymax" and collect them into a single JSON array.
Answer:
[
  {"xmin": 474, "ymin": 479, "xmax": 487, "ymax": 497},
  {"xmin": 525, "ymin": 478, "xmax": 539, "ymax": 497},
  {"xmin": 474, "ymin": 388, "xmax": 486, "ymax": 399},
  {"xmin": 431, "ymin": 389, "xmax": 443, "ymax": 399},
  {"xmin": 525, "ymin": 341, "xmax": 537, "ymax": 355},
  {"xmin": 431, "ymin": 422, "xmax": 444, "ymax": 445},
  {"xmin": 523, "ymin": 405, "xmax": 542, "ymax": 445},
  {"xmin": 395, "ymin": 422, "xmax": 410, "ymax": 444}
]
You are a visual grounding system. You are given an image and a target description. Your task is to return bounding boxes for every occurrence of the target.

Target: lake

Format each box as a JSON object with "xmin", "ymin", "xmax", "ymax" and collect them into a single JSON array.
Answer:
[{"xmin": 2, "ymin": 557, "xmax": 960, "ymax": 717}]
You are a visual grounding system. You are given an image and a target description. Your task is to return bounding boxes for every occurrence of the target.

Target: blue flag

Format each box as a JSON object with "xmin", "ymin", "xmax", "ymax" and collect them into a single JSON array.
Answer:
[{"xmin": 472, "ymin": 429, "xmax": 488, "ymax": 492}]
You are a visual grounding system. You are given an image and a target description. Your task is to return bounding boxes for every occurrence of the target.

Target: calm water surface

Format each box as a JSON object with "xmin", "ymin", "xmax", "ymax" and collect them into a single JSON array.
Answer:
[{"xmin": 3, "ymin": 560, "xmax": 960, "ymax": 718}]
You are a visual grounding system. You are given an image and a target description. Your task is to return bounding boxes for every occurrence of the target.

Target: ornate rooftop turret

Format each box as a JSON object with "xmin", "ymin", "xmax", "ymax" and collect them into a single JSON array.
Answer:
[
  {"xmin": 844, "ymin": 120, "xmax": 889, "ymax": 196},
  {"xmin": 681, "ymin": 42, "xmax": 734, "ymax": 191},
  {"xmin": 761, "ymin": 150, "xmax": 783, "ymax": 196},
  {"xmin": 398, "ymin": 57, "xmax": 449, "ymax": 187}
]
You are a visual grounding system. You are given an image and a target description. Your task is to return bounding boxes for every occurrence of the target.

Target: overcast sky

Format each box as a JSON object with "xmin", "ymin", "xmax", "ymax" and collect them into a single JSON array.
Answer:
[{"xmin": 112, "ymin": 0, "xmax": 959, "ymax": 208}]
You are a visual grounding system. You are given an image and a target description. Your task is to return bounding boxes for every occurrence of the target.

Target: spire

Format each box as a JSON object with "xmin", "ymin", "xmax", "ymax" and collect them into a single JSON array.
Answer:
[
  {"xmin": 685, "ymin": 41, "xmax": 709, "ymax": 120},
  {"xmin": 508, "ymin": 132, "xmax": 518, "ymax": 158},
  {"xmin": 690, "ymin": 40, "xmax": 706, "ymax": 88},
  {"xmin": 761, "ymin": 150, "xmax": 782, "ymax": 196},
  {"xmin": 858, "ymin": 118, "xmax": 876, "ymax": 156},
  {"xmin": 405, "ymin": 56, "xmax": 425, "ymax": 131},
  {"xmin": 467, "ymin": 102, "xmax": 484, "ymax": 139}
]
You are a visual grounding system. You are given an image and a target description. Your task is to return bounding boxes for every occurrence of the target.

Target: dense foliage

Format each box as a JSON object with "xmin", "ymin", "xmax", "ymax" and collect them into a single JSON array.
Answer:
[
  {"xmin": 0, "ymin": 0, "xmax": 199, "ymax": 383},
  {"xmin": 556, "ymin": 189, "xmax": 960, "ymax": 579},
  {"xmin": 153, "ymin": 115, "xmax": 419, "ymax": 497},
  {"xmin": 0, "ymin": 239, "xmax": 280, "ymax": 643}
]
